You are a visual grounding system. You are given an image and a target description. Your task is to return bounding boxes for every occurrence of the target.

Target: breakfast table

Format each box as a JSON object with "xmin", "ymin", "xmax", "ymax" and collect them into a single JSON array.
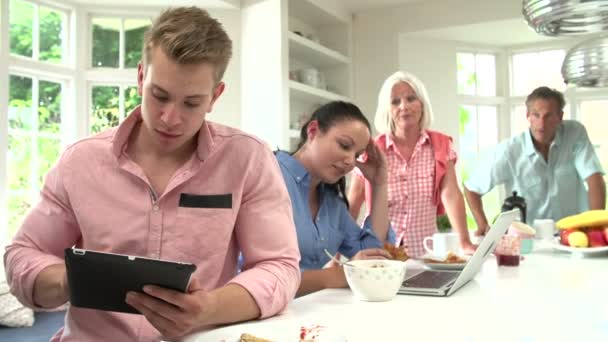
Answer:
[{"xmin": 182, "ymin": 242, "xmax": 608, "ymax": 342}]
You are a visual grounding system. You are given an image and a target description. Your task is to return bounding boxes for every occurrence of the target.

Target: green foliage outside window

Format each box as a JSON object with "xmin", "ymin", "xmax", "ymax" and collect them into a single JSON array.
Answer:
[
  {"xmin": 9, "ymin": 0, "xmax": 33, "ymax": 57},
  {"xmin": 91, "ymin": 86, "xmax": 120, "ymax": 133},
  {"xmin": 39, "ymin": 7, "xmax": 63, "ymax": 63},
  {"xmin": 92, "ymin": 18, "xmax": 120, "ymax": 68},
  {"xmin": 125, "ymin": 19, "xmax": 149, "ymax": 68},
  {"xmin": 10, "ymin": 0, "xmax": 63, "ymax": 63}
]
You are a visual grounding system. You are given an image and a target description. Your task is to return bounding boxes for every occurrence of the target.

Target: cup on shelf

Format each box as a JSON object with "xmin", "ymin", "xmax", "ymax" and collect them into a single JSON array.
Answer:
[
  {"xmin": 288, "ymin": 70, "xmax": 299, "ymax": 82},
  {"xmin": 299, "ymin": 68, "xmax": 325, "ymax": 88}
]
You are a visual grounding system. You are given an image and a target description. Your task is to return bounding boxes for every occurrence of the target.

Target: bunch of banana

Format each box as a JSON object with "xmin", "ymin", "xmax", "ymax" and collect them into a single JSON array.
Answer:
[
  {"xmin": 556, "ymin": 210, "xmax": 608, "ymax": 230},
  {"xmin": 556, "ymin": 210, "xmax": 608, "ymax": 248}
]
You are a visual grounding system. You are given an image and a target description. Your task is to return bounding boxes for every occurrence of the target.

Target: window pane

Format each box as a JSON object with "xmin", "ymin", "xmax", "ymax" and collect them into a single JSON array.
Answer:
[
  {"xmin": 124, "ymin": 86, "xmax": 141, "ymax": 113},
  {"xmin": 476, "ymin": 54, "xmax": 496, "ymax": 96},
  {"xmin": 580, "ymin": 100, "xmax": 608, "ymax": 197},
  {"xmin": 39, "ymin": 6, "xmax": 64, "ymax": 64},
  {"xmin": 477, "ymin": 105, "xmax": 498, "ymax": 154},
  {"xmin": 92, "ymin": 18, "xmax": 120, "ymax": 68},
  {"xmin": 9, "ymin": 75, "xmax": 34, "ymax": 130},
  {"xmin": 9, "ymin": 0, "xmax": 34, "ymax": 58},
  {"xmin": 37, "ymin": 137, "xmax": 61, "ymax": 188},
  {"xmin": 91, "ymin": 86, "xmax": 120, "ymax": 133},
  {"xmin": 457, "ymin": 53, "xmax": 476, "ymax": 95},
  {"xmin": 512, "ymin": 50, "xmax": 566, "ymax": 96},
  {"xmin": 125, "ymin": 19, "xmax": 150, "ymax": 68},
  {"xmin": 7, "ymin": 192, "xmax": 32, "ymax": 237},
  {"xmin": 38, "ymin": 80, "xmax": 62, "ymax": 133},
  {"xmin": 7, "ymin": 133, "xmax": 32, "ymax": 190},
  {"xmin": 459, "ymin": 105, "xmax": 478, "ymax": 178}
]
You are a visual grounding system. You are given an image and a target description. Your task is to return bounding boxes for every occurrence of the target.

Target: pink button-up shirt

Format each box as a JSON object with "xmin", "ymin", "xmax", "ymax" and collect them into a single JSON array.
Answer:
[{"xmin": 4, "ymin": 108, "xmax": 301, "ymax": 342}]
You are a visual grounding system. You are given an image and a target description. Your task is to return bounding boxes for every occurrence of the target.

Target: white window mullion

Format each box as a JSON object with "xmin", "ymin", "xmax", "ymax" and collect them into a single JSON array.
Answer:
[
  {"xmin": 0, "ymin": 0, "xmax": 10, "ymax": 242},
  {"xmin": 119, "ymin": 85, "xmax": 126, "ymax": 121},
  {"xmin": 30, "ymin": 76, "xmax": 40, "ymax": 204}
]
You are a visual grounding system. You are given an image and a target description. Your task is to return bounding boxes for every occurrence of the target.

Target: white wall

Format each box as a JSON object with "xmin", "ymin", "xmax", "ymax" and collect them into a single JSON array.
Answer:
[
  {"xmin": 397, "ymin": 36, "xmax": 460, "ymax": 139},
  {"xmin": 352, "ymin": 0, "xmax": 522, "ymax": 136},
  {"xmin": 207, "ymin": 8, "xmax": 242, "ymax": 128}
]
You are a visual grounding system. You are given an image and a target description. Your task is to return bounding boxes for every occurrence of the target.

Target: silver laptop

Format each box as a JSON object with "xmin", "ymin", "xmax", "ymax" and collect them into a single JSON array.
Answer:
[{"xmin": 398, "ymin": 209, "xmax": 519, "ymax": 297}]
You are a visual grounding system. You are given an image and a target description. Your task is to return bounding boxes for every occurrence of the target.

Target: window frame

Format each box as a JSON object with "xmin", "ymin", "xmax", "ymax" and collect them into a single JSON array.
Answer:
[
  {"xmin": 88, "ymin": 12, "xmax": 153, "ymax": 70},
  {"xmin": 9, "ymin": 0, "xmax": 72, "ymax": 66}
]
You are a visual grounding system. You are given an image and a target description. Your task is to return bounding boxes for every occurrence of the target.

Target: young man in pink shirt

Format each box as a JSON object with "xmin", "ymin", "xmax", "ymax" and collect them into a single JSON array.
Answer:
[{"xmin": 4, "ymin": 7, "xmax": 300, "ymax": 341}]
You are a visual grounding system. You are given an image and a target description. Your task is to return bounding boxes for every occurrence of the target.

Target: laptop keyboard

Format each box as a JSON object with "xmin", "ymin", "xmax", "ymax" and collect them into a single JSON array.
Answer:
[{"xmin": 403, "ymin": 271, "xmax": 459, "ymax": 288}]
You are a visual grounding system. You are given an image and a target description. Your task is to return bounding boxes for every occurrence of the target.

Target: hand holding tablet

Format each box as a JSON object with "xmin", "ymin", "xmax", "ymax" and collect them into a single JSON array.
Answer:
[{"xmin": 65, "ymin": 248, "xmax": 196, "ymax": 314}]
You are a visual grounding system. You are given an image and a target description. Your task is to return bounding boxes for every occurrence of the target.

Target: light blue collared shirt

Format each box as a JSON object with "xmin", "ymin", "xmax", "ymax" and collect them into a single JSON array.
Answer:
[
  {"xmin": 465, "ymin": 120, "xmax": 604, "ymax": 224},
  {"xmin": 276, "ymin": 151, "xmax": 395, "ymax": 271}
]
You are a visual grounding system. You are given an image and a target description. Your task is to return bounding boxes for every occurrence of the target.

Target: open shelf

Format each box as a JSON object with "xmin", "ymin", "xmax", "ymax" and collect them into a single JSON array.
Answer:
[
  {"xmin": 289, "ymin": 80, "xmax": 351, "ymax": 104},
  {"xmin": 288, "ymin": 32, "xmax": 350, "ymax": 68}
]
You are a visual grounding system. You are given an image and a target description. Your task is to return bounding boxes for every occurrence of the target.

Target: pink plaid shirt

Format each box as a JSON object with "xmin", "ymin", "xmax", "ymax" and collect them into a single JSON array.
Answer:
[{"xmin": 355, "ymin": 131, "xmax": 456, "ymax": 257}]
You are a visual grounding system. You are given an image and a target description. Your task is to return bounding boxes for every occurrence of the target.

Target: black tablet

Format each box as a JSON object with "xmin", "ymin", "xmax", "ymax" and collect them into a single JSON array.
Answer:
[{"xmin": 64, "ymin": 248, "xmax": 196, "ymax": 314}]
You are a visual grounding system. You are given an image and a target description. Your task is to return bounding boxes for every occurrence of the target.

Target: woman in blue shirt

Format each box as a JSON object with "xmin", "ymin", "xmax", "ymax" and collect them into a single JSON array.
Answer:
[{"xmin": 276, "ymin": 101, "xmax": 394, "ymax": 296}]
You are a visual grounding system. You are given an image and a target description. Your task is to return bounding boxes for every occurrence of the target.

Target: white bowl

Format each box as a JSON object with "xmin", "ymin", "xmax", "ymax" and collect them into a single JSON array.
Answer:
[{"xmin": 343, "ymin": 259, "xmax": 406, "ymax": 302}]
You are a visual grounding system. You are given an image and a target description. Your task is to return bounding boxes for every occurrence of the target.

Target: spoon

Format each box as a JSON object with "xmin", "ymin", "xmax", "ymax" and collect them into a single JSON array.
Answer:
[{"xmin": 323, "ymin": 249, "xmax": 353, "ymax": 266}]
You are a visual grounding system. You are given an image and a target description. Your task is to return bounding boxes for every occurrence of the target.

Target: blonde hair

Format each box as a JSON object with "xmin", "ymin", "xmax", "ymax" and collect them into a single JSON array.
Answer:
[
  {"xmin": 374, "ymin": 71, "xmax": 433, "ymax": 134},
  {"xmin": 142, "ymin": 7, "xmax": 233, "ymax": 82}
]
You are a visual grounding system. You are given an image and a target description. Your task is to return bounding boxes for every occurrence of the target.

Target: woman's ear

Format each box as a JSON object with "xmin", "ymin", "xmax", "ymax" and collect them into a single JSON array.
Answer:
[{"xmin": 306, "ymin": 120, "xmax": 320, "ymax": 140}]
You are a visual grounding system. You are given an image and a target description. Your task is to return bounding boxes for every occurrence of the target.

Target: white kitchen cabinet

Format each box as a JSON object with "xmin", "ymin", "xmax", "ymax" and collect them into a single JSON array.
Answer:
[{"xmin": 241, "ymin": 0, "xmax": 352, "ymax": 151}]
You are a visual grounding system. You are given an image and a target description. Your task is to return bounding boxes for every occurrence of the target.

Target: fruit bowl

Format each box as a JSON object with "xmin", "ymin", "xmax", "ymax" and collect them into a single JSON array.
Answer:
[{"xmin": 551, "ymin": 237, "xmax": 608, "ymax": 256}]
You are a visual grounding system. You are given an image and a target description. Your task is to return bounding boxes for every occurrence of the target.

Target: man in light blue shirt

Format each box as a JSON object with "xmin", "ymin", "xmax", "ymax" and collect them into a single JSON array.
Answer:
[{"xmin": 464, "ymin": 86, "xmax": 606, "ymax": 235}]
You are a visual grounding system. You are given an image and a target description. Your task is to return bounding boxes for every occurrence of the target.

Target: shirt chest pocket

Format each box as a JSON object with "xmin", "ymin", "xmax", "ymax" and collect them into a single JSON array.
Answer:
[
  {"xmin": 175, "ymin": 207, "xmax": 235, "ymax": 258},
  {"xmin": 555, "ymin": 167, "xmax": 579, "ymax": 199},
  {"xmin": 523, "ymin": 175, "xmax": 543, "ymax": 200}
]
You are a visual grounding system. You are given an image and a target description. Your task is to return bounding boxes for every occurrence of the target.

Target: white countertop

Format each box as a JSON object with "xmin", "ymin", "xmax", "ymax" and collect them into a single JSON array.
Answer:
[{"xmin": 183, "ymin": 243, "xmax": 608, "ymax": 342}]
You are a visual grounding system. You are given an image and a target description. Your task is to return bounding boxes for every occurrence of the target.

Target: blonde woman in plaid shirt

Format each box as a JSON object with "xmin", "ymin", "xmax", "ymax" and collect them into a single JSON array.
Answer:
[{"xmin": 348, "ymin": 71, "xmax": 475, "ymax": 257}]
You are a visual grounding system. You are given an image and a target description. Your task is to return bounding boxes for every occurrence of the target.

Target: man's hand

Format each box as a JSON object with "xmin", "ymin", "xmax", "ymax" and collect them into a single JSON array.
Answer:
[{"xmin": 125, "ymin": 279, "xmax": 215, "ymax": 340}]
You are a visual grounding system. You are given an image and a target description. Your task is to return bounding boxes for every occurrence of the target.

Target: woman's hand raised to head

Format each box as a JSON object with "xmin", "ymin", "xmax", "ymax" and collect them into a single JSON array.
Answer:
[{"xmin": 355, "ymin": 139, "xmax": 387, "ymax": 187}]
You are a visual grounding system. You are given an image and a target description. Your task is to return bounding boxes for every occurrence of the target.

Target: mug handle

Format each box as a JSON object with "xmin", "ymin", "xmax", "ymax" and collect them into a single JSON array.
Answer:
[{"xmin": 423, "ymin": 236, "xmax": 433, "ymax": 255}]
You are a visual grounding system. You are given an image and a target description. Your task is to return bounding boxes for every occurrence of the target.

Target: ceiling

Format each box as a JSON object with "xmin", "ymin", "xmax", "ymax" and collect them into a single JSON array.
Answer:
[
  {"xmin": 67, "ymin": 0, "xmax": 239, "ymax": 8},
  {"xmin": 405, "ymin": 18, "xmax": 570, "ymax": 47},
  {"xmin": 340, "ymin": 0, "xmax": 423, "ymax": 12}
]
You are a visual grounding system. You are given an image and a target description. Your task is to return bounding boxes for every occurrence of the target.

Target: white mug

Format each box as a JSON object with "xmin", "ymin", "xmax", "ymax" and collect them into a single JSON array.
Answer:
[
  {"xmin": 423, "ymin": 232, "xmax": 461, "ymax": 258},
  {"xmin": 533, "ymin": 219, "xmax": 555, "ymax": 241}
]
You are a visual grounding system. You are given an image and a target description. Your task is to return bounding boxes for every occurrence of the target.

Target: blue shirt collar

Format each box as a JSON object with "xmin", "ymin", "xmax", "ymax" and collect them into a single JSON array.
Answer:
[
  {"xmin": 524, "ymin": 123, "xmax": 564, "ymax": 156},
  {"xmin": 276, "ymin": 151, "xmax": 310, "ymax": 185}
]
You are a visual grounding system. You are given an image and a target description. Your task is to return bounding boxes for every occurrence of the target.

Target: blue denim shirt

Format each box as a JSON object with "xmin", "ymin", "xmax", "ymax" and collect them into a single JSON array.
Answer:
[
  {"xmin": 465, "ymin": 120, "xmax": 604, "ymax": 223},
  {"xmin": 276, "ymin": 151, "xmax": 395, "ymax": 270}
]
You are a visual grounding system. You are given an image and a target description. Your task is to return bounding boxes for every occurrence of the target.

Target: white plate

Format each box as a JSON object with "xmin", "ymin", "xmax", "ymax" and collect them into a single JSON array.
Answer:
[
  {"xmin": 551, "ymin": 237, "xmax": 608, "ymax": 255},
  {"xmin": 419, "ymin": 254, "xmax": 470, "ymax": 270}
]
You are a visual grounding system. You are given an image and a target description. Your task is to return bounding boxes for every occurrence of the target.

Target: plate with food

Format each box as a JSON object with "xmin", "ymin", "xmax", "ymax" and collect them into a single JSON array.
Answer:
[
  {"xmin": 419, "ymin": 252, "xmax": 470, "ymax": 270},
  {"xmin": 553, "ymin": 210, "xmax": 608, "ymax": 256},
  {"xmin": 189, "ymin": 323, "xmax": 347, "ymax": 342}
]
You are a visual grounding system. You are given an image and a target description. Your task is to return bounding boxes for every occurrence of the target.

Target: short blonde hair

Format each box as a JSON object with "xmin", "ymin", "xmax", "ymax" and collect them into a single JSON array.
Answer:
[
  {"xmin": 142, "ymin": 7, "xmax": 233, "ymax": 82},
  {"xmin": 374, "ymin": 71, "xmax": 434, "ymax": 134}
]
